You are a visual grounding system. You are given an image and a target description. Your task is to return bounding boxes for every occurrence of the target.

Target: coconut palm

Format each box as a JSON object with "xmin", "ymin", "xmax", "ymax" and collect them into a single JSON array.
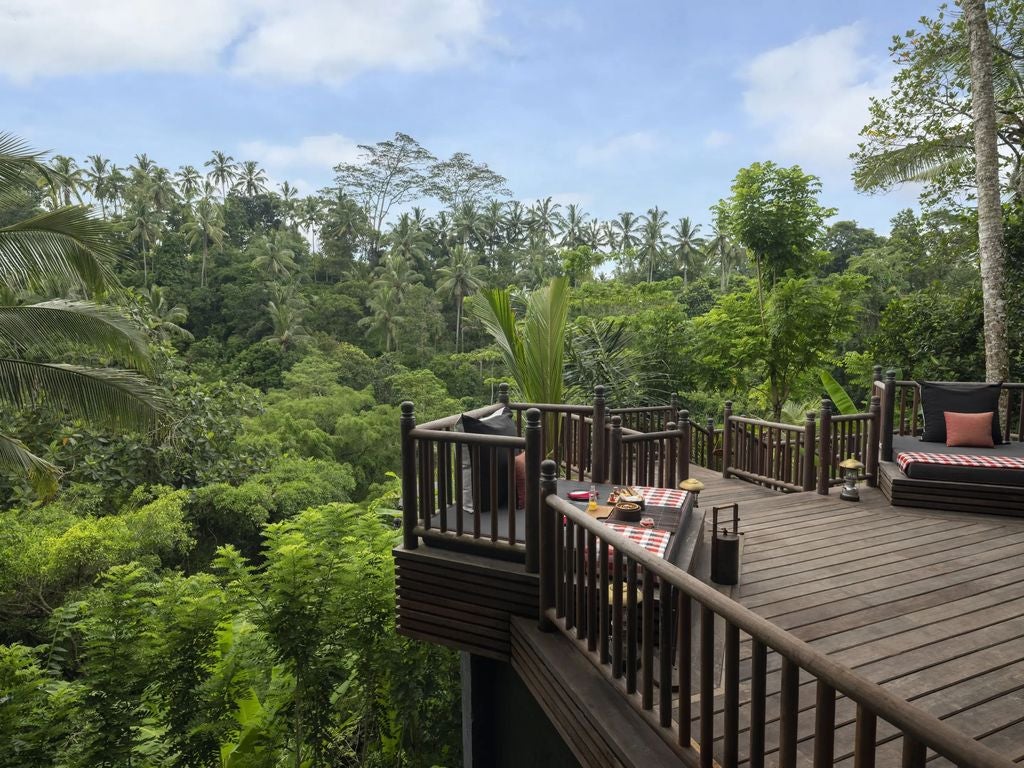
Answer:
[
  {"xmin": 128, "ymin": 201, "xmax": 160, "ymax": 284},
  {"xmin": 0, "ymin": 133, "xmax": 164, "ymax": 494},
  {"xmin": 181, "ymin": 196, "xmax": 225, "ymax": 288},
  {"xmin": 611, "ymin": 211, "xmax": 641, "ymax": 254},
  {"xmin": 83, "ymin": 155, "xmax": 111, "ymax": 216},
  {"xmin": 44, "ymin": 155, "xmax": 84, "ymax": 209},
  {"xmin": 385, "ymin": 213, "xmax": 430, "ymax": 273},
  {"xmin": 436, "ymin": 246, "xmax": 487, "ymax": 351},
  {"xmin": 640, "ymin": 207, "xmax": 668, "ymax": 282},
  {"xmin": 373, "ymin": 254, "xmax": 422, "ymax": 303},
  {"xmin": 204, "ymin": 150, "xmax": 237, "ymax": 199},
  {"xmin": 139, "ymin": 284, "xmax": 193, "ymax": 342},
  {"xmin": 250, "ymin": 231, "xmax": 299, "ymax": 281},
  {"xmin": 175, "ymin": 165, "xmax": 203, "ymax": 203},
  {"xmin": 263, "ymin": 299, "xmax": 310, "ymax": 352},
  {"xmin": 146, "ymin": 167, "xmax": 178, "ymax": 213},
  {"xmin": 360, "ymin": 284, "xmax": 403, "ymax": 353},
  {"xmin": 106, "ymin": 165, "xmax": 129, "ymax": 216},
  {"xmin": 503, "ymin": 200, "xmax": 528, "ymax": 249},
  {"xmin": 234, "ymin": 160, "xmax": 269, "ymax": 197},
  {"xmin": 668, "ymin": 216, "xmax": 705, "ymax": 285},
  {"xmin": 559, "ymin": 203, "xmax": 589, "ymax": 249},
  {"xmin": 453, "ymin": 201, "xmax": 485, "ymax": 250}
]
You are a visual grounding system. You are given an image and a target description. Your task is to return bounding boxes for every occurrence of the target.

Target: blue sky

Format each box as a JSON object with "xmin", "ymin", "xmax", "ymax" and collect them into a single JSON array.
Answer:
[{"xmin": 3, "ymin": 0, "xmax": 930, "ymax": 232}]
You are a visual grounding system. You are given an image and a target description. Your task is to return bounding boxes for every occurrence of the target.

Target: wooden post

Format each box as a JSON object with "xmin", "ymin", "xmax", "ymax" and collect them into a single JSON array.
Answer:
[
  {"xmin": 400, "ymin": 401, "xmax": 418, "ymax": 550},
  {"xmin": 592, "ymin": 385, "xmax": 607, "ymax": 484},
  {"xmin": 706, "ymin": 417, "xmax": 716, "ymax": 470},
  {"xmin": 873, "ymin": 365, "xmax": 883, "ymax": 385},
  {"xmin": 525, "ymin": 408, "xmax": 542, "ymax": 573},
  {"xmin": 670, "ymin": 393, "xmax": 679, "ymax": 428},
  {"xmin": 818, "ymin": 399, "xmax": 833, "ymax": 495},
  {"xmin": 802, "ymin": 411, "xmax": 817, "ymax": 492},
  {"xmin": 867, "ymin": 395, "xmax": 881, "ymax": 488},
  {"xmin": 679, "ymin": 410, "xmax": 690, "ymax": 482},
  {"xmin": 609, "ymin": 415, "xmax": 622, "ymax": 484},
  {"xmin": 666, "ymin": 422, "xmax": 677, "ymax": 488},
  {"xmin": 538, "ymin": 458, "xmax": 558, "ymax": 631},
  {"xmin": 722, "ymin": 401, "xmax": 733, "ymax": 480},
  {"xmin": 881, "ymin": 369, "xmax": 896, "ymax": 462},
  {"xmin": 497, "ymin": 381, "xmax": 509, "ymax": 406}
]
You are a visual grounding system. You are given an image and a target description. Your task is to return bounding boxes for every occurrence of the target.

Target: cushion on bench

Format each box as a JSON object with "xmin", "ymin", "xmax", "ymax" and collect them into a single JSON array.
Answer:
[{"xmin": 896, "ymin": 450, "xmax": 1024, "ymax": 487}]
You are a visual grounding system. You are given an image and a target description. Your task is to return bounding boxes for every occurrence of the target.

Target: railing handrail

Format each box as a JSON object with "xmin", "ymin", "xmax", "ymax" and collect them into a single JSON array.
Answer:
[
  {"xmin": 620, "ymin": 426, "xmax": 684, "ymax": 443},
  {"xmin": 608, "ymin": 405, "xmax": 675, "ymax": 414},
  {"xmin": 830, "ymin": 412, "xmax": 872, "ymax": 423},
  {"xmin": 728, "ymin": 415, "xmax": 807, "ymax": 432},
  {"xmin": 509, "ymin": 402, "xmax": 594, "ymax": 415},
  {"xmin": 893, "ymin": 379, "xmax": 1024, "ymax": 389},
  {"xmin": 407, "ymin": 427, "xmax": 526, "ymax": 447},
  {"xmin": 546, "ymin": 493, "xmax": 1016, "ymax": 768}
]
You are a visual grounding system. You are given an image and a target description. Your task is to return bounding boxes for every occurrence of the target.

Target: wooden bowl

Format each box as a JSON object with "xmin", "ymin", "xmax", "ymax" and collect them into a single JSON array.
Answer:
[{"xmin": 613, "ymin": 501, "xmax": 642, "ymax": 522}]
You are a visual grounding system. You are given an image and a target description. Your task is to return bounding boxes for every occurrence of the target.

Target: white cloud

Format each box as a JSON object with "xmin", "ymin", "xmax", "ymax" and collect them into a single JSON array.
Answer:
[
  {"xmin": 704, "ymin": 129, "xmax": 732, "ymax": 149},
  {"xmin": 740, "ymin": 24, "xmax": 891, "ymax": 169},
  {"xmin": 577, "ymin": 131, "xmax": 658, "ymax": 167},
  {"xmin": 0, "ymin": 0, "xmax": 490, "ymax": 84},
  {"xmin": 240, "ymin": 134, "xmax": 362, "ymax": 172}
]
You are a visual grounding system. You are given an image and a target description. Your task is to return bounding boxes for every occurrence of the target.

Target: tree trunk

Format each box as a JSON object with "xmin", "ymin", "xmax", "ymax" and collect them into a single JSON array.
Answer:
[
  {"xmin": 962, "ymin": 0, "xmax": 1009, "ymax": 383},
  {"xmin": 455, "ymin": 292, "xmax": 463, "ymax": 353}
]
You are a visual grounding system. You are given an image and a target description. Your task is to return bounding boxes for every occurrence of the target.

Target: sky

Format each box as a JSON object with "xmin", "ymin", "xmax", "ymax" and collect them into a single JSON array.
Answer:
[{"xmin": 2, "ymin": 0, "xmax": 931, "ymax": 233}]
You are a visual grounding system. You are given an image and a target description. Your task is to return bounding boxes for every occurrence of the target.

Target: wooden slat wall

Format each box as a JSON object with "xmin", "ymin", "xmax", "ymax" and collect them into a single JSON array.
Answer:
[
  {"xmin": 879, "ymin": 463, "xmax": 1024, "ymax": 517},
  {"xmin": 509, "ymin": 617, "xmax": 691, "ymax": 768},
  {"xmin": 394, "ymin": 545, "xmax": 539, "ymax": 661}
]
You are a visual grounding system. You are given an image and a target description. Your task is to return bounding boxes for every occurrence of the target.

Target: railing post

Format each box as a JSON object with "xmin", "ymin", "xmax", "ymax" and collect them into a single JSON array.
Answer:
[
  {"xmin": 497, "ymin": 381, "xmax": 509, "ymax": 406},
  {"xmin": 666, "ymin": 422, "xmax": 678, "ymax": 488},
  {"xmin": 867, "ymin": 395, "xmax": 881, "ymax": 488},
  {"xmin": 873, "ymin": 365, "xmax": 883, "ymax": 386},
  {"xmin": 609, "ymin": 416, "xmax": 622, "ymax": 484},
  {"xmin": 538, "ymin": 458, "xmax": 558, "ymax": 631},
  {"xmin": 722, "ymin": 401, "xmax": 733, "ymax": 480},
  {"xmin": 818, "ymin": 399, "xmax": 833, "ymax": 495},
  {"xmin": 706, "ymin": 417, "xmax": 716, "ymax": 470},
  {"xmin": 400, "ymin": 401, "xmax": 418, "ymax": 550},
  {"xmin": 592, "ymin": 385, "xmax": 607, "ymax": 484},
  {"xmin": 679, "ymin": 410, "xmax": 690, "ymax": 482},
  {"xmin": 802, "ymin": 411, "xmax": 817, "ymax": 492},
  {"xmin": 525, "ymin": 408, "xmax": 542, "ymax": 573},
  {"xmin": 881, "ymin": 369, "xmax": 896, "ymax": 462},
  {"xmin": 670, "ymin": 393, "xmax": 679, "ymax": 428}
]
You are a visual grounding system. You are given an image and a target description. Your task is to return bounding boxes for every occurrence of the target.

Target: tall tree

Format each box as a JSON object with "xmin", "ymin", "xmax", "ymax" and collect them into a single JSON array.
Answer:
[
  {"xmin": 204, "ymin": 150, "xmax": 237, "ymax": 199},
  {"xmin": 640, "ymin": 206, "xmax": 668, "ymax": 282},
  {"xmin": 436, "ymin": 246, "xmax": 486, "ymax": 351},
  {"xmin": 962, "ymin": 0, "xmax": 1010, "ymax": 383},
  {"xmin": 128, "ymin": 201, "xmax": 160, "ymax": 284},
  {"xmin": 426, "ymin": 152, "xmax": 511, "ymax": 210},
  {"xmin": 182, "ymin": 197, "xmax": 225, "ymax": 288},
  {"xmin": 83, "ymin": 155, "xmax": 111, "ymax": 216},
  {"xmin": 175, "ymin": 165, "xmax": 203, "ymax": 202},
  {"xmin": 334, "ymin": 132, "xmax": 435, "ymax": 265},
  {"xmin": 668, "ymin": 216, "xmax": 704, "ymax": 284},
  {"xmin": 234, "ymin": 160, "xmax": 269, "ymax": 197}
]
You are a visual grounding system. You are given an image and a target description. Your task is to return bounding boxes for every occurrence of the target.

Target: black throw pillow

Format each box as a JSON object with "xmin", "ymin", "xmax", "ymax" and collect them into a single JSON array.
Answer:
[
  {"xmin": 918, "ymin": 381, "xmax": 1003, "ymax": 444},
  {"xmin": 459, "ymin": 408, "xmax": 517, "ymax": 512}
]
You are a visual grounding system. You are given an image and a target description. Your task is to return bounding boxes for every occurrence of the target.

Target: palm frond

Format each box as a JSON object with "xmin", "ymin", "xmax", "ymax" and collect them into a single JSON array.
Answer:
[
  {"xmin": 0, "ymin": 132, "xmax": 55, "ymax": 206},
  {"xmin": 0, "ymin": 359, "xmax": 166, "ymax": 432},
  {"xmin": 465, "ymin": 289, "xmax": 525, "ymax": 391},
  {"xmin": 0, "ymin": 206, "xmax": 121, "ymax": 294},
  {"xmin": 0, "ymin": 431, "xmax": 59, "ymax": 497},
  {"xmin": 522, "ymin": 276, "xmax": 569, "ymax": 406},
  {"xmin": 0, "ymin": 301, "xmax": 153, "ymax": 373},
  {"xmin": 853, "ymin": 135, "xmax": 973, "ymax": 191}
]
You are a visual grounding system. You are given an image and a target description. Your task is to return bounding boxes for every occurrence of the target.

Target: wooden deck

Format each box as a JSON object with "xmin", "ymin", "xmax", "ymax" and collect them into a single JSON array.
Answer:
[{"xmin": 687, "ymin": 465, "xmax": 1024, "ymax": 766}]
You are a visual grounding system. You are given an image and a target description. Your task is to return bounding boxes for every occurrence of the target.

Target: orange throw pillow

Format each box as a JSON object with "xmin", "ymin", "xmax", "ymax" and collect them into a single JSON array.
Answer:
[
  {"xmin": 514, "ymin": 452, "xmax": 527, "ymax": 509},
  {"xmin": 945, "ymin": 411, "xmax": 995, "ymax": 448}
]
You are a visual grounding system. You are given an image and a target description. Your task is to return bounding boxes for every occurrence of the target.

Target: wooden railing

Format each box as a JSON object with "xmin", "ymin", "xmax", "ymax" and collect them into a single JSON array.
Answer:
[
  {"xmin": 538, "ymin": 462, "xmax": 1016, "ymax": 768},
  {"xmin": 721, "ymin": 399, "xmax": 880, "ymax": 494},
  {"xmin": 877, "ymin": 371, "xmax": 1024, "ymax": 461},
  {"xmin": 690, "ymin": 418, "xmax": 722, "ymax": 472},
  {"xmin": 608, "ymin": 398, "xmax": 679, "ymax": 434},
  {"xmin": 608, "ymin": 414, "xmax": 689, "ymax": 489}
]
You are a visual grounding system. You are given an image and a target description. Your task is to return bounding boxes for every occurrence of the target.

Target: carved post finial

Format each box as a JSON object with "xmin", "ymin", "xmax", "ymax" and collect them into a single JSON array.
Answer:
[{"xmin": 498, "ymin": 382, "xmax": 510, "ymax": 405}]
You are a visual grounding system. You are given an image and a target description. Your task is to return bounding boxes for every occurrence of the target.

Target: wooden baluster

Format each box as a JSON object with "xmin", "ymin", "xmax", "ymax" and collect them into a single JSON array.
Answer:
[
  {"xmin": 659, "ymin": 580, "xmax": 672, "ymax": 727},
  {"xmin": 577, "ymin": 414, "xmax": 586, "ymax": 481},
  {"xmin": 677, "ymin": 591, "xmax": 692, "ymax": 747},
  {"xmin": 700, "ymin": 603, "xmax": 714, "ymax": 768},
  {"xmin": 587, "ymin": 530, "xmax": 598, "ymax": 652},
  {"xmin": 641, "ymin": 567, "xmax": 654, "ymax": 710},
  {"xmin": 612, "ymin": 550, "xmax": 623, "ymax": 678},
  {"xmin": 881, "ymin": 370, "xmax": 896, "ymax": 459},
  {"xmin": 724, "ymin": 622, "xmax": 740, "ymax": 768},
  {"xmin": 575, "ymin": 524, "xmax": 586, "ymax": 640},
  {"xmin": 853, "ymin": 704, "xmax": 877, "ymax": 768},
  {"xmin": 911, "ymin": 386, "xmax": 921, "ymax": 436},
  {"xmin": 506, "ymin": 445, "xmax": 516, "ymax": 545},
  {"xmin": 455, "ymin": 441, "xmax": 465, "ymax": 536},
  {"xmin": 749, "ymin": 639, "xmax": 767, "ymax": 768},
  {"xmin": 472, "ymin": 444, "xmax": 481, "ymax": 538},
  {"xmin": 610, "ymin": 416, "xmax": 622, "ymax": 484},
  {"xmin": 565, "ymin": 517, "xmax": 576, "ymax": 630},
  {"xmin": 722, "ymin": 400, "xmax": 733, "ymax": 479},
  {"xmin": 818, "ymin": 400, "xmax": 833, "ymax": 495},
  {"xmin": 901, "ymin": 735, "xmax": 926, "ymax": 768},
  {"xmin": 599, "ymin": 538, "xmax": 610, "ymax": 662},
  {"xmin": 420, "ymin": 439, "xmax": 431, "ymax": 530},
  {"xmin": 593, "ymin": 385, "xmax": 607, "ymax": 483},
  {"xmin": 400, "ymin": 402, "xmax": 418, "ymax": 549},
  {"xmin": 814, "ymin": 681, "xmax": 836, "ymax": 767},
  {"xmin": 803, "ymin": 412, "xmax": 817, "ymax": 492},
  {"xmin": 438, "ymin": 440, "xmax": 449, "ymax": 533},
  {"xmin": 538, "ymin": 459, "xmax": 557, "ymax": 630},
  {"xmin": 554, "ymin": 483, "xmax": 565, "ymax": 619},
  {"xmin": 489, "ymin": 446, "xmax": 498, "ymax": 542},
  {"xmin": 626, "ymin": 559, "xmax": 638, "ymax": 695},
  {"xmin": 779, "ymin": 657, "xmax": 800, "ymax": 767}
]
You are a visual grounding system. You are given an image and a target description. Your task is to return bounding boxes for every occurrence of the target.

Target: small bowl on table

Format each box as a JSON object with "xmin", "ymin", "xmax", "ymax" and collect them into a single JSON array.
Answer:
[{"xmin": 613, "ymin": 501, "xmax": 642, "ymax": 522}]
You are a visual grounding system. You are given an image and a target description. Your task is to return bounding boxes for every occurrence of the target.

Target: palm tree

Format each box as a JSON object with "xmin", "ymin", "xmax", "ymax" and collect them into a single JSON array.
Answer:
[
  {"xmin": 263, "ymin": 299, "xmax": 309, "ymax": 352},
  {"xmin": 139, "ymin": 285, "xmax": 193, "ymax": 342},
  {"xmin": 385, "ymin": 213, "xmax": 429, "ymax": 273},
  {"xmin": 234, "ymin": 160, "xmax": 268, "ymax": 197},
  {"xmin": 503, "ymin": 200, "xmax": 527, "ymax": 249},
  {"xmin": 106, "ymin": 165, "xmax": 129, "ymax": 216},
  {"xmin": 373, "ymin": 254, "xmax": 422, "ymax": 303},
  {"xmin": 146, "ymin": 167, "xmax": 178, "ymax": 213},
  {"xmin": 704, "ymin": 225, "xmax": 744, "ymax": 292},
  {"xmin": 465, "ymin": 277, "xmax": 570, "ymax": 453},
  {"xmin": 0, "ymin": 134, "xmax": 164, "ymax": 494},
  {"xmin": 668, "ymin": 216, "xmax": 704, "ymax": 285},
  {"xmin": 45, "ymin": 155, "xmax": 84, "ymax": 208},
  {"xmin": 181, "ymin": 197, "xmax": 225, "ymax": 288},
  {"xmin": 436, "ymin": 246, "xmax": 486, "ymax": 351},
  {"xmin": 611, "ymin": 211, "xmax": 641, "ymax": 254},
  {"xmin": 528, "ymin": 197, "xmax": 563, "ymax": 246},
  {"xmin": 583, "ymin": 219, "xmax": 606, "ymax": 252},
  {"xmin": 128, "ymin": 202, "xmax": 160, "ymax": 284},
  {"xmin": 360, "ymin": 284, "xmax": 403, "ymax": 352},
  {"xmin": 83, "ymin": 155, "xmax": 111, "ymax": 216},
  {"xmin": 250, "ymin": 231, "xmax": 299, "ymax": 281},
  {"xmin": 559, "ymin": 203, "xmax": 589, "ymax": 249},
  {"xmin": 175, "ymin": 165, "xmax": 203, "ymax": 202},
  {"xmin": 279, "ymin": 181, "xmax": 299, "ymax": 229},
  {"xmin": 453, "ymin": 201, "xmax": 485, "ymax": 250},
  {"xmin": 640, "ymin": 207, "xmax": 668, "ymax": 282},
  {"xmin": 204, "ymin": 150, "xmax": 237, "ymax": 199}
]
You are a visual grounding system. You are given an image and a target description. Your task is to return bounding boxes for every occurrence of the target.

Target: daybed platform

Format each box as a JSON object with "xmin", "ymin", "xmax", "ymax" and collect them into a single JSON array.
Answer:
[{"xmin": 880, "ymin": 436, "xmax": 1024, "ymax": 516}]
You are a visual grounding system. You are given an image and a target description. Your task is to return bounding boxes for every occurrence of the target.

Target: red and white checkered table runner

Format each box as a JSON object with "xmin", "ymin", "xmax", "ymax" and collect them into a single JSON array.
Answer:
[
  {"xmin": 629, "ymin": 486, "xmax": 689, "ymax": 509},
  {"xmin": 603, "ymin": 522, "xmax": 671, "ymax": 560},
  {"xmin": 897, "ymin": 451, "xmax": 1024, "ymax": 472}
]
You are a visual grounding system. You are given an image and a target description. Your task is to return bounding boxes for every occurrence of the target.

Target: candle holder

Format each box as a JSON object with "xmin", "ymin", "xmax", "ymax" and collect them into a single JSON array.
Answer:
[{"xmin": 839, "ymin": 457, "xmax": 864, "ymax": 502}]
